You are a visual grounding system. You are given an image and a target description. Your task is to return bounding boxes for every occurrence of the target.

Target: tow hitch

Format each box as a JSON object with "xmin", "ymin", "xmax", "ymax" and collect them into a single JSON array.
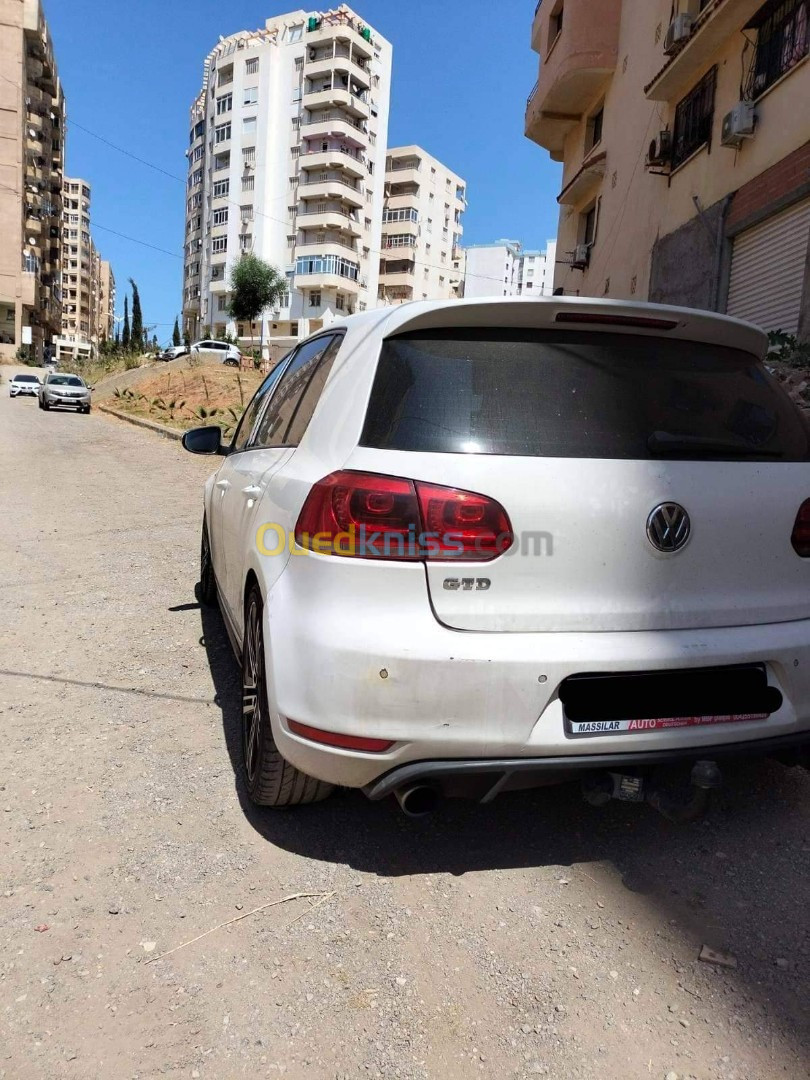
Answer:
[{"xmin": 582, "ymin": 760, "xmax": 722, "ymax": 822}]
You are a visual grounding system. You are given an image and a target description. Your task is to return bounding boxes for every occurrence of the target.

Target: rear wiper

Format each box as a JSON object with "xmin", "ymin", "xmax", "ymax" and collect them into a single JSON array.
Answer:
[{"xmin": 647, "ymin": 431, "xmax": 783, "ymax": 457}]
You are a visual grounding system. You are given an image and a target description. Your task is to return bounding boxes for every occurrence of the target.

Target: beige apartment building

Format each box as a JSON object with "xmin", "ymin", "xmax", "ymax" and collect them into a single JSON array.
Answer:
[
  {"xmin": 183, "ymin": 5, "xmax": 392, "ymax": 347},
  {"xmin": 526, "ymin": 0, "xmax": 810, "ymax": 336},
  {"xmin": 378, "ymin": 145, "xmax": 466, "ymax": 304},
  {"xmin": 0, "ymin": 0, "xmax": 65, "ymax": 362},
  {"xmin": 58, "ymin": 178, "xmax": 115, "ymax": 358}
]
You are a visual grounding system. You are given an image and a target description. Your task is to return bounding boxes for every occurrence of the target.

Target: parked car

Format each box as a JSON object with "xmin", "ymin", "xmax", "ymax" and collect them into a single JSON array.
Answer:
[
  {"xmin": 39, "ymin": 372, "xmax": 92, "ymax": 413},
  {"xmin": 182, "ymin": 298, "xmax": 810, "ymax": 815},
  {"xmin": 190, "ymin": 339, "xmax": 241, "ymax": 366},
  {"xmin": 9, "ymin": 372, "xmax": 41, "ymax": 397},
  {"xmin": 158, "ymin": 345, "xmax": 190, "ymax": 362}
]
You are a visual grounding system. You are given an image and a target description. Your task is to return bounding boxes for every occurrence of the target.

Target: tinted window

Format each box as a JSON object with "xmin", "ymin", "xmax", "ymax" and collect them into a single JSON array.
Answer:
[
  {"xmin": 284, "ymin": 334, "xmax": 343, "ymax": 445},
  {"xmin": 16, "ymin": 375, "xmax": 39, "ymax": 383},
  {"xmin": 361, "ymin": 329, "xmax": 810, "ymax": 460},
  {"xmin": 251, "ymin": 335, "xmax": 335, "ymax": 448},
  {"xmin": 230, "ymin": 359, "xmax": 290, "ymax": 452}
]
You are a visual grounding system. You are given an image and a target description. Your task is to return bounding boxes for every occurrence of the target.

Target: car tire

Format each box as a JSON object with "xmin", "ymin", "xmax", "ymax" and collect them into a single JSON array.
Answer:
[
  {"xmin": 83, "ymin": 405, "xmax": 91, "ymax": 414},
  {"xmin": 242, "ymin": 584, "xmax": 334, "ymax": 808},
  {"xmin": 198, "ymin": 517, "xmax": 218, "ymax": 607},
  {"xmin": 42, "ymin": 400, "xmax": 49, "ymax": 410}
]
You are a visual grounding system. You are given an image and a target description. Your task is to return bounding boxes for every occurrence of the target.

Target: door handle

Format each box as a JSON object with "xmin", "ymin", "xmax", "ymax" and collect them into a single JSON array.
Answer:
[
  {"xmin": 242, "ymin": 485, "xmax": 262, "ymax": 498},
  {"xmin": 216, "ymin": 479, "xmax": 230, "ymax": 490}
]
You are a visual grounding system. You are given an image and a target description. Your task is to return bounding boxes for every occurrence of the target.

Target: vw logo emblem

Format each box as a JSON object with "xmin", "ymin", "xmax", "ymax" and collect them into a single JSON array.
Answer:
[{"xmin": 646, "ymin": 502, "xmax": 691, "ymax": 553}]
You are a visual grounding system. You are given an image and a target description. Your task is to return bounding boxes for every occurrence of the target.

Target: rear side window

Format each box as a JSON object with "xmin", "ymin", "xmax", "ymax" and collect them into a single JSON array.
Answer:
[
  {"xmin": 361, "ymin": 328, "xmax": 810, "ymax": 460},
  {"xmin": 252, "ymin": 334, "xmax": 339, "ymax": 448},
  {"xmin": 230, "ymin": 360, "xmax": 289, "ymax": 452}
]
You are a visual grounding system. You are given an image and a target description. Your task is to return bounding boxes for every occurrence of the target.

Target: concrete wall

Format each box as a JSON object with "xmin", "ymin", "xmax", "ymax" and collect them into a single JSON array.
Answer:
[{"xmin": 649, "ymin": 196, "xmax": 727, "ymax": 310}]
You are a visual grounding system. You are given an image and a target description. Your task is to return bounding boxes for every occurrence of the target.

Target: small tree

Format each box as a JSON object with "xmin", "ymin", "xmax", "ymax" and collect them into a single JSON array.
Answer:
[
  {"xmin": 227, "ymin": 253, "xmax": 287, "ymax": 359},
  {"xmin": 114, "ymin": 326, "xmax": 120, "ymax": 349},
  {"xmin": 130, "ymin": 279, "xmax": 143, "ymax": 352},
  {"xmin": 172, "ymin": 317, "xmax": 181, "ymax": 347},
  {"xmin": 122, "ymin": 296, "xmax": 130, "ymax": 351}
]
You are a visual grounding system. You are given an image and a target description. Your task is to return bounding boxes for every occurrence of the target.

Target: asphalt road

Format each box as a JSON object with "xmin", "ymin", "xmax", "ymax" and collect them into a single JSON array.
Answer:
[{"xmin": 1, "ymin": 367, "xmax": 808, "ymax": 1080}]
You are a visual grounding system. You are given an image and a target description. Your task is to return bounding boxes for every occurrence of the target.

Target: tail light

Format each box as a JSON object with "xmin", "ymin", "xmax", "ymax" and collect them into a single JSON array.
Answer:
[
  {"xmin": 791, "ymin": 499, "xmax": 810, "ymax": 556},
  {"xmin": 288, "ymin": 719, "xmax": 394, "ymax": 753},
  {"xmin": 294, "ymin": 470, "xmax": 513, "ymax": 561}
]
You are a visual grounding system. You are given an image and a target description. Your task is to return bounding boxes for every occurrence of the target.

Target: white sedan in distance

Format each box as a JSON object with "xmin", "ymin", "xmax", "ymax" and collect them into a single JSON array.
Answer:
[{"xmin": 182, "ymin": 298, "xmax": 810, "ymax": 817}]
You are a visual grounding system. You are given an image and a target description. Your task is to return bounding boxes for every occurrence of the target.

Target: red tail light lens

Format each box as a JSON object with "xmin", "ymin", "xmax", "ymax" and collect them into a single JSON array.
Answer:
[
  {"xmin": 288, "ymin": 719, "xmax": 394, "ymax": 753},
  {"xmin": 791, "ymin": 499, "xmax": 810, "ymax": 556},
  {"xmin": 294, "ymin": 470, "xmax": 513, "ymax": 562}
]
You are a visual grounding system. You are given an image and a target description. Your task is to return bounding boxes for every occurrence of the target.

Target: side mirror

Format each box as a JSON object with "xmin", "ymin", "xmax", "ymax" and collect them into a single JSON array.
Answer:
[{"xmin": 182, "ymin": 425, "xmax": 226, "ymax": 455}]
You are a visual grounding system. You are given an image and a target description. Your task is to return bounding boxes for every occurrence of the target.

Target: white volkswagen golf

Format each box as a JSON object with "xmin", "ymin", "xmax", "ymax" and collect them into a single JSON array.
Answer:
[{"xmin": 183, "ymin": 298, "xmax": 810, "ymax": 816}]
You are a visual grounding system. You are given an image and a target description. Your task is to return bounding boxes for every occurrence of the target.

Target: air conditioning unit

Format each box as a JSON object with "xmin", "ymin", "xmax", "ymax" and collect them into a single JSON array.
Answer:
[
  {"xmin": 664, "ymin": 13, "xmax": 693, "ymax": 54},
  {"xmin": 572, "ymin": 244, "xmax": 590, "ymax": 270},
  {"xmin": 721, "ymin": 101, "xmax": 756, "ymax": 147},
  {"xmin": 647, "ymin": 130, "xmax": 673, "ymax": 167}
]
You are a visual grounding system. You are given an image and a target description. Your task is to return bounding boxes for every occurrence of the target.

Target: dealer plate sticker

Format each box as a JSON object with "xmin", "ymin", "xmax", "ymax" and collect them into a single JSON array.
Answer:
[{"xmin": 568, "ymin": 714, "xmax": 768, "ymax": 736}]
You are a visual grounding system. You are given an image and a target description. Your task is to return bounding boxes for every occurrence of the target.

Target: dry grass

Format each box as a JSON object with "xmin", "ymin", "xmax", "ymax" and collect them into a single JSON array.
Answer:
[{"xmin": 109, "ymin": 366, "xmax": 265, "ymax": 435}]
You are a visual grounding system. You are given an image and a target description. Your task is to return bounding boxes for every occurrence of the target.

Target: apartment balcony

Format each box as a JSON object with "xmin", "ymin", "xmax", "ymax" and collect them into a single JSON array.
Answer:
[
  {"xmin": 531, "ymin": 0, "xmax": 544, "ymax": 51},
  {"xmin": 525, "ymin": 0, "xmax": 621, "ymax": 159},
  {"xmin": 381, "ymin": 237, "xmax": 417, "ymax": 251},
  {"xmin": 646, "ymin": 0, "xmax": 767, "ymax": 102},
  {"xmin": 385, "ymin": 191, "xmax": 420, "ymax": 211},
  {"xmin": 299, "ymin": 177, "xmax": 364, "ymax": 207},
  {"xmin": 24, "ymin": 212, "xmax": 43, "ymax": 235},
  {"xmin": 304, "ymin": 86, "xmax": 370, "ymax": 119},
  {"xmin": 557, "ymin": 149, "xmax": 607, "ymax": 205},
  {"xmin": 295, "ymin": 239, "xmax": 361, "ymax": 264},
  {"xmin": 300, "ymin": 147, "xmax": 366, "ymax": 178},
  {"xmin": 297, "ymin": 206, "xmax": 363, "ymax": 236},
  {"xmin": 306, "ymin": 43, "xmax": 372, "ymax": 84},
  {"xmin": 294, "ymin": 270, "xmax": 361, "ymax": 293},
  {"xmin": 302, "ymin": 112, "xmax": 367, "ymax": 146},
  {"xmin": 306, "ymin": 20, "xmax": 374, "ymax": 61},
  {"xmin": 379, "ymin": 267, "xmax": 415, "ymax": 288}
]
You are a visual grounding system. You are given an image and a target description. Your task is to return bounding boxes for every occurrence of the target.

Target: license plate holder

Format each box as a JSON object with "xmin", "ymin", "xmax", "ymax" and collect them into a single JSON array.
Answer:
[{"xmin": 560, "ymin": 663, "xmax": 781, "ymax": 738}]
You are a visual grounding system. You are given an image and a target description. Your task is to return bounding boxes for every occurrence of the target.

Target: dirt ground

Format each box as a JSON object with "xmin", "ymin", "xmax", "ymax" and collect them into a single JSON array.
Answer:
[{"xmin": 1, "ymin": 368, "xmax": 808, "ymax": 1080}]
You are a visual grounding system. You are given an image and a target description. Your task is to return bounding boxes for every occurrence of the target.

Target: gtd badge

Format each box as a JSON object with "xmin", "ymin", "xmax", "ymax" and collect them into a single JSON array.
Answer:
[{"xmin": 443, "ymin": 578, "xmax": 491, "ymax": 591}]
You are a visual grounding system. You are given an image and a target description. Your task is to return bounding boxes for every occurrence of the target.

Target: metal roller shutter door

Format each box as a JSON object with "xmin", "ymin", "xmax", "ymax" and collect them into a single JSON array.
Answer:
[{"xmin": 726, "ymin": 197, "xmax": 810, "ymax": 334}]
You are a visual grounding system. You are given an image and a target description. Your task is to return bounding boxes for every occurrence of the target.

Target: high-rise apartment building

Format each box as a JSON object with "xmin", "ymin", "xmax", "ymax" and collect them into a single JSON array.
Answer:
[
  {"xmin": 378, "ymin": 145, "xmax": 466, "ymax": 304},
  {"xmin": 0, "ymin": 0, "xmax": 65, "ymax": 362},
  {"xmin": 525, "ymin": 0, "xmax": 810, "ymax": 335},
  {"xmin": 461, "ymin": 239, "xmax": 558, "ymax": 299},
  {"xmin": 57, "ymin": 177, "xmax": 113, "ymax": 357},
  {"xmin": 183, "ymin": 6, "xmax": 392, "ymax": 346}
]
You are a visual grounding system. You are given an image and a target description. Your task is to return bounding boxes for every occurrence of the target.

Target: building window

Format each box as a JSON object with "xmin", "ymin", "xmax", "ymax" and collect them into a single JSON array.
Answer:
[
  {"xmin": 241, "ymin": 205, "xmax": 254, "ymax": 222},
  {"xmin": 245, "ymin": 57, "xmax": 259, "ymax": 75},
  {"xmin": 383, "ymin": 207, "xmax": 419, "ymax": 223},
  {"xmin": 295, "ymin": 56, "xmax": 304, "ymax": 71},
  {"xmin": 549, "ymin": 2, "xmax": 564, "ymax": 48},
  {"xmin": 309, "ymin": 291, "xmax": 321, "ymax": 307},
  {"xmin": 243, "ymin": 87, "xmax": 258, "ymax": 106},
  {"xmin": 217, "ymin": 295, "xmax": 228, "ymax": 311},
  {"xmin": 213, "ymin": 207, "xmax": 228, "ymax": 225},
  {"xmin": 243, "ymin": 116, "xmax": 257, "ymax": 135},
  {"xmin": 286, "ymin": 23, "xmax": 303, "ymax": 43},
  {"xmin": 287, "ymin": 234, "xmax": 296, "ymax": 248},
  {"xmin": 213, "ymin": 178, "xmax": 230, "ymax": 198},
  {"xmin": 212, "ymin": 237, "xmax": 227, "ymax": 254},
  {"xmin": 586, "ymin": 105, "xmax": 604, "ymax": 152},
  {"xmin": 240, "ymin": 233, "xmax": 253, "ymax": 252},
  {"xmin": 215, "ymin": 122, "xmax": 231, "ymax": 143},
  {"xmin": 672, "ymin": 67, "xmax": 716, "ymax": 169},
  {"xmin": 746, "ymin": 0, "xmax": 809, "ymax": 99},
  {"xmin": 243, "ymin": 146, "xmax": 256, "ymax": 166},
  {"xmin": 193, "ymin": 145, "xmax": 204, "ymax": 162},
  {"xmin": 291, "ymin": 146, "xmax": 300, "ymax": 158},
  {"xmin": 216, "ymin": 93, "xmax": 232, "ymax": 115},
  {"xmin": 335, "ymin": 294, "xmax": 345, "ymax": 311},
  {"xmin": 295, "ymin": 255, "xmax": 360, "ymax": 281},
  {"xmin": 242, "ymin": 175, "xmax": 255, "ymax": 191},
  {"xmin": 581, "ymin": 199, "xmax": 599, "ymax": 247}
]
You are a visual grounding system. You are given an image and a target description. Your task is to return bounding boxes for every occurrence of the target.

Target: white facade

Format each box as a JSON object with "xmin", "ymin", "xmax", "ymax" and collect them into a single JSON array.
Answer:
[
  {"xmin": 183, "ymin": 6, "xmax": 392, "ymax": 346},
  {"xmin": 462, "ymin": 239, "xmax": 557, "ymax": 299},
  {"xmin": 378, "ymin": 145, "xmax": 466, "ymax": 304}
]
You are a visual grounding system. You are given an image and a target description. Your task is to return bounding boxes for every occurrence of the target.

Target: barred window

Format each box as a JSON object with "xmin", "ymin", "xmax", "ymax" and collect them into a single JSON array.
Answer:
[
  {"xmin": 672, "ymin": 67, "xmax": 716, "ymax": 169},
  {"xmin": 245, "ymin": 57, "xmax": 259, "ymax": 75},
  {"xmin": 242, "ymin": 175, "xmax": 255, "ymax": 191},
  {"xmin": 212, "ymin": 237, "xmax": 227, "ymax": 253},
  {"xmin": 746, "ymin": 0, "xmax": 809, "ymax": 99}
]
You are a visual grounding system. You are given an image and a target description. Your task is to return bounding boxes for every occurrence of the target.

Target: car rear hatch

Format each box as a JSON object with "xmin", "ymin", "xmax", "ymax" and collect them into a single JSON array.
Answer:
[{"xmin": 353, "ymin": 317, "xmax": 810, "ymax": 633}]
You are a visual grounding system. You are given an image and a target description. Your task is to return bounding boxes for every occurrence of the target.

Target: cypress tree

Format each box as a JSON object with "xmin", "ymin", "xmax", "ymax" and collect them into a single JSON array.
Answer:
[
  {"xmin": 122, "ymin": 296, "xmax": 130, "ymax": 350},
  {"xmin": 172, "ymin": 317, "xmax": 181, "ymax": 347},
  {"xmin": 129, "ymin": 279, "xmax": 143, "ymax": 351}
]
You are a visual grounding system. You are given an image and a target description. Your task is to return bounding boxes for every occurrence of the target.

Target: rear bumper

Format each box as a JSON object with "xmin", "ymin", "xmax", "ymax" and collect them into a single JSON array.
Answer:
[
  {"xmin": 363, "ymin": 731, "xmax": 810, "ymax": 801},
  {"xmin": 263, "ymin": 556, "xmax": 810, "ymax": 790}
]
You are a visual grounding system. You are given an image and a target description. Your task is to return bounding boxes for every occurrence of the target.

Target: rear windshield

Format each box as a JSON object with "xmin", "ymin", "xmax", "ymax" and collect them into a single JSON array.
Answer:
[
  {"xmin": 49, "ymin": 375, "xmax": 83, "ymax": 386},
  {"xmin": 360, "ymin": 329, "xmax": 810, "ymax": 460}
]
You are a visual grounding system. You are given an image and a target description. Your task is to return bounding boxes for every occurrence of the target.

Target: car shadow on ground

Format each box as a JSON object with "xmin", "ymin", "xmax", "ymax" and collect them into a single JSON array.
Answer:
[{"xmin": 199, "ymin": 598, "xmax": 810, "ymax": 1053}]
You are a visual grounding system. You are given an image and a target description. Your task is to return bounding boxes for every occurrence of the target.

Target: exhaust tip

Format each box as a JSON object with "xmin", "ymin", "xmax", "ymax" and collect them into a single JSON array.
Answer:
[{"xmin": 395, "ymin": 784, "xmax": 439, "ymax": 818}]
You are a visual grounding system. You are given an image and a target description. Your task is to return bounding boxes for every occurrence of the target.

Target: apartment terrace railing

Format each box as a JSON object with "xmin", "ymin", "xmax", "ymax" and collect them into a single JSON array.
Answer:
[
  {"xmin": 298, "ymin": 203, "xmax": 360, "ymax": 221},
  {"xmin": 527, "ymin": 81, "xmax": 539, "ymax": 108},
  {"xmin": 302, "ymin": 110, "xmax": 366, "ymax": 132},
  {"xmin": 389, "ymin": 160, "xmax": 421, "ymax": 171},
  {"xmin": 299, "ymin": 173, "xmax": 363, "ymax": 194},
  {"xmin": 301, "ymin": 146, "xmax": 366, "ymax": 165}
]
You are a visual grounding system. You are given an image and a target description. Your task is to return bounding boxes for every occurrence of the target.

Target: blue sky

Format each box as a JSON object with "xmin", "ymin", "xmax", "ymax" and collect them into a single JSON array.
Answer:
[{"xmin": 46, "ymin": 0, "xmax": 561, "ymax": 343}]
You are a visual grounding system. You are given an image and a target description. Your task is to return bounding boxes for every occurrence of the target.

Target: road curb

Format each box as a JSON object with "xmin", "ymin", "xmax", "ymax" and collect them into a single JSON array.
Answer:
[{"xmin": 97, "ymin": 404, "xmax": 183, "ymax": 442}]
